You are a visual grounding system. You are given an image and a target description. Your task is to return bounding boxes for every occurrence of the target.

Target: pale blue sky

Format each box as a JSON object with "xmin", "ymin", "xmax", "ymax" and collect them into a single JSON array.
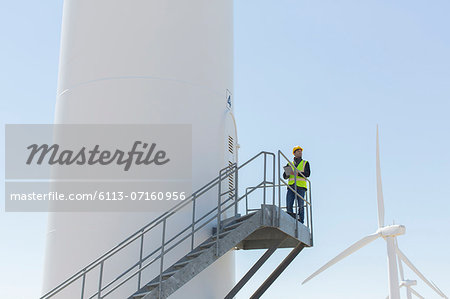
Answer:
[{"xmin": 1, "ymin": 1, "xmax": 449, "ymax": 298}]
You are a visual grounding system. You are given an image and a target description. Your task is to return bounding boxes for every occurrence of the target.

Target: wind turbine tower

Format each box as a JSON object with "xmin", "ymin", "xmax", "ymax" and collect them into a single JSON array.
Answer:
[{"xmin": 42, "ymin": 1, "xmax": 235, "ymax": 298}]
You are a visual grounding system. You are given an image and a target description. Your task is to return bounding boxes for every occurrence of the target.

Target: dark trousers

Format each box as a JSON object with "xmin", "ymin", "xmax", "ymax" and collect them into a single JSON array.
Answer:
[{"xmin": 286, "ymin": 186, "xmax": 306, "ymax": 223}]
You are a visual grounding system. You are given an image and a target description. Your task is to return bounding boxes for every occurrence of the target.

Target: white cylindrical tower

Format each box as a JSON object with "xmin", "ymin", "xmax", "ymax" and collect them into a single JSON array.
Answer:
[{"xmin": 42, "ymin": 0, "xmax": 235, "ymax": 298}]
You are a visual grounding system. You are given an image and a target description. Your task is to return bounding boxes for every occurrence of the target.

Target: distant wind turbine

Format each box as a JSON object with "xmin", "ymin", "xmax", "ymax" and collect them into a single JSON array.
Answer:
[
  {"xmin": 302, "ymin": 126, "xmax": 446, "ymax": 299},
  {"xmin": 392, "ymin": 238, "xmax": 447, "ymax": 298},
  {"xmin": 391, "ymin": 238, "xmax": 424, "ymax": 299}
]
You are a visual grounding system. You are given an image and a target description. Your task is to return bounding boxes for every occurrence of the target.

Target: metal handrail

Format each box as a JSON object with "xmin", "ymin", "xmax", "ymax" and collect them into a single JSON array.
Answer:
[
  {"xmin": 94, "ymin": 166, "xmax": 239, "ymax": 298},
  {"xmin": 280, "ymin": 180, "xmax": 311, "ymax": 205},
  {"xmin": 246, "ymin": 183, "xmax": 310, "ymax": 206},
  {"xmin": 41, "ymin": 165, "xmax": 235, "ymax": 298},
  {"xmin": 40, "ymin": 170, "xmax": 225, "ymax": 297},
  {"xmin": 41, "ymin": 150, "xmax": 313, "ymax": 299},
  {"xmin": 41, "ymin": 151, "xmax": 278, "ymax": 299}
]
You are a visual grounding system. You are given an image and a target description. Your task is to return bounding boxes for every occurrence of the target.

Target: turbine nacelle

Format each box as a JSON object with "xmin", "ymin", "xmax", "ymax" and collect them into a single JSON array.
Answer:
[
  {"xmin": 400, "ymin": 279, "xmax": 417, "ymax": 287},
  {"xmin": 377, "ymin": 225, "xmax": 406, "ymax": 238}
]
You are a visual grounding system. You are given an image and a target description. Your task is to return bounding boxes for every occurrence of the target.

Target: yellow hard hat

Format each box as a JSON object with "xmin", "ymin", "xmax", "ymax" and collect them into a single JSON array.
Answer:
[{"xmin": 292, "ymin": 145, "xmax": 303, "ymax": 155}]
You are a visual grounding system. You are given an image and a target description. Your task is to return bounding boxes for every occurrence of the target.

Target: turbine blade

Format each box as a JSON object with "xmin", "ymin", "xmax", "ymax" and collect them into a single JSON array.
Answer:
[
  {"xmin": 376, "ymin": 125, "xmax": 385, "ymax": 228},
  {"xmin": 431, "ymin": 281, "xmax": 448, "ymax": 299},
  {"xmin": 409, "ymin": 287, "xmax": 425, "ymax": 299},
  {"xmin": 302, "ymin": 233, "xmax": 379, "ymax": 284},
  {"xmin": 396, "ymin": 247, "xmax": 445, "ymax": 297}
]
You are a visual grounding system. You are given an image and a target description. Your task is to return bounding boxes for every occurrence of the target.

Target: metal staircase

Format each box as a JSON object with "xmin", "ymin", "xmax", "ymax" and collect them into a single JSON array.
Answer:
[{"xmin": 41, "ymin": 151, "xmax": 314, "ymax": 299}]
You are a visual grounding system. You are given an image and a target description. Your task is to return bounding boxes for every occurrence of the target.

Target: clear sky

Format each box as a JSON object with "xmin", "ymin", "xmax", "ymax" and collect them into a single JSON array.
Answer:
[{"xmin": 1, "ymin": 1, "xmax": 449, "ymax": 298}]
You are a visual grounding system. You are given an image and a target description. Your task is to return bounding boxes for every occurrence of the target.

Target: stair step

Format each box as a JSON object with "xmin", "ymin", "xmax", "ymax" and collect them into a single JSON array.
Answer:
[
  {"xmin": 162, "ymin": 270, "xmax": 178, "ymax": 279},
  {"xmin": 146, "ymin": 281, "xmax": 161, "ymax": 289},
  {"xmin": 200, "ymin": 229, "xmax": 236, "ymax": 248},
  {"xmin": 211, "ymin": 230, "xmax": 231, "ymax": 239},
  {"xmin": 186, "ymin": 248, "xmax": 209, "ymax": 258},
  {"xmin": 131, "ymin": 211, "xmax": 261, "ymax": 299},
  {"xmin": 133, "ymin": 291, "xmax": 150, "ymax": 298},
  {"xmin": 220, "ymin": 214, "xmax": 242, "ymax": 227},
  {"xmin": 223, "ymin": 221, "xmax": 243, "ymax": 231},
  {"xmin": 145, "ymin": 275, "xmax": 170, "ymax": 289},
  {"xmin": 173, "ymin": 260, "xmax": 190, "ymax": 269},
  {"xmin": 235, "ymin": 212, "xmax": 256, "ymax": 223},
  {"xmin": 199, "ymin": 240, "xmax": 218, "ymax": 249}
]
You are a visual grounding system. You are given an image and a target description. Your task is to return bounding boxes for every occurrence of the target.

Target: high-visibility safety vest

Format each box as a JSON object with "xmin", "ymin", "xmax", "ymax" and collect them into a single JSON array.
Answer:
[{"xmin": 288, "ymin": 160, "xmax": 308, "ymax": 189}]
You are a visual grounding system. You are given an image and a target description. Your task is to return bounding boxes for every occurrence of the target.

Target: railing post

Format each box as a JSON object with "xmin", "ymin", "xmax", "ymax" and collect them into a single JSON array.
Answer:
[
  {"xmin": 277, "ymin": 151, "xmax": 281, "ymax": 227},
  {"xmin": 98, "ymin": 261, "xmax": 104, "ymax": 299},
  {"xmin": 191, "ymin": 195, "xmax": 196, "ymax": 251},
  {"xmin": 159, "ymin": 219, "xmax": 166, "ymax": 298},
  {"xmin": 294, "ymin": 186, "xmax": 298, "ymax": 239},
  {"xmin": 305, "ymin": 190, "xmax": 309, "ymax": 230},
  {"xmin": 272, "ymin": 153, "xmax": 275, "ymax": 226},
  {"xmin": 216, "ymin": 169, "xmax": 222, "ymax": 256},
  {"xmin": 138, "ymin": 229, "xmax": 144, "ymax": 289},
  {"xmin": 293, "ymin": 157, "xmax": 299, "ymax": 238},
  {"xmin": 260, "ymin": 153, "xmax": 267, "ymax": 226},
  {"xmin": 245, "ymin": 187, "xmax": 249, "ymax": 215},
  {"xmin": 263, "ymin": 153, "xmax": 267, "ymax": 206},
  {"xmin": 234, "ymin": 163, "xmax": 238, "ymax": 217},
  {"xmin": 309, "ymin": 182, "xmax": 314, "ymax": 246},
  {"xmin": 80, "ymin": 270, "xmax": 86, "ymax": 299}
]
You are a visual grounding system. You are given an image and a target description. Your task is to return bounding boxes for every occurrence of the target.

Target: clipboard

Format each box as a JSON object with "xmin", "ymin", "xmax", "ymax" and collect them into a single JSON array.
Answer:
[{"xmin": 283, "ymin": 165, "xmax": 295, "ymax": 176}]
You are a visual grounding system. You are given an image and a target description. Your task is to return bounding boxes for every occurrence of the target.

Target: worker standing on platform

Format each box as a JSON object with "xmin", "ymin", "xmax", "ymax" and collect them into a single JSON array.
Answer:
[{"xmin": 283, "ymin": 145, "xmax": 310, "ymax": 223}]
